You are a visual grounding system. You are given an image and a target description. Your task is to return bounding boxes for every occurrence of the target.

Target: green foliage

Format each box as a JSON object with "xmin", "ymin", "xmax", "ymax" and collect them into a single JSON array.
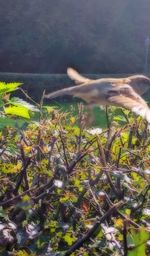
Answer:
[
  {"xmin": 127, "ymin": 228, "xmax": 149, "ymax": 256},
  {"xmin": 0, "ymin": 82, "xmax": 40, "ymax": 129},
  {"xmin": 0, "ymin": 82, "xmax": 149, "ymax": 255},
  {"xmin": 4, "ymin": 105, "xmax": 31, "ymax": 119},
  {"xmin": 0, "ymin": 81, "xmax": 22, "ymax": 94},
  {"xmin": 0, "ymin": 116, "xmax": 26, "ymax": 129}
]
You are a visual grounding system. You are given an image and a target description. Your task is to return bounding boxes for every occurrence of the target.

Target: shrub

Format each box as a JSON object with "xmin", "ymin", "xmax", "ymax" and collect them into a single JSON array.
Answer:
[{"xmin": 0, "ymin": 83, "xmax": 149, "ymax": 256}]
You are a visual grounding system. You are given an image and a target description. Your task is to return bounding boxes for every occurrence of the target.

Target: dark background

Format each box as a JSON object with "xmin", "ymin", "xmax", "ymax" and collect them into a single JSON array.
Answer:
[{"xmin": 0, "ymin": 0, "xmax": 150, "ymax": 74}]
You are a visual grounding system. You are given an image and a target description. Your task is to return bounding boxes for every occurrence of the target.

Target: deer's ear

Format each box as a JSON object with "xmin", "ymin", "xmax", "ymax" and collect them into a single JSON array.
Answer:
[{"xmin": 67, "ymin": 67, "xmax": 92, "ymax": 84}]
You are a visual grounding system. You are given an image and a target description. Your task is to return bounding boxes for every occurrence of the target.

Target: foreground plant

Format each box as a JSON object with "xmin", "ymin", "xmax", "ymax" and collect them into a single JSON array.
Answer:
[{"xmin": 0, "ymin": 83, "xmax": 149, "ymax": 256}]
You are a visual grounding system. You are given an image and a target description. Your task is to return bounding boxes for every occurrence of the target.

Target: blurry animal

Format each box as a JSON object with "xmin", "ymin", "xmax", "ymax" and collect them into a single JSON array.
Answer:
[
  {"xmin": 67, "ymin": 68, "xmax": 150, "ymax": 96},
  {"xmin": 45, "ymin": 68, "xmax": 150, "ymax": 123}
]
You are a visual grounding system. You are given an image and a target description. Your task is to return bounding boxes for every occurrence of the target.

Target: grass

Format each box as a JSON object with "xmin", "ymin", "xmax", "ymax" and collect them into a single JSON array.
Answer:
[{"xmin": 49, "ymin": 100, "xmax": 108, "ymax": 128}]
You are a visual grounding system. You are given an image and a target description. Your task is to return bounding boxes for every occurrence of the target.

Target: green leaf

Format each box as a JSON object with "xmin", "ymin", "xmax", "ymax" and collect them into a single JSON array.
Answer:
[
  {"xmin": 113, "ymin": 115, "xmax": 127, "ymax": 122},
  {"xmin": 63, "ymin": 232, "xmax": 76, "ymax": 245},
  {"xmin": 0, "ymin": 82, "xmax": 22, "ymax": 94},
  {"xmin": 127, "ymin": 227, "xmax": 149, "ymax": 256},
  {"xmin": 22, "ymin": 195, "xmax": 30, "ymax": 202},
  {"xmin": 10, "ymin": 97, "xmax": 39, "ymax": 112},
  {"xmin": 4, "ymin": 105, "xmax": 30, "ymax": 119},
  {"xmin": 0, "ymin": 162, "xmax": 22, "ymax": 174},
  {"xmin": 0, "ymin": 97, "xmax": 4, "ymax": 107},
  {"xmin": 0, "ymin": 116, "xmax": 27, "ymax": 129},
  {"xmin": 0, "ymin": 207, "xmax": 6, "ymax": 218},
  {"xmin": 13, "ymin": 249, "xmax": 30, "ymax": 256},
  {"xmin": 43, "ymin": 105, "xmax": 57, "ymax": 113}
]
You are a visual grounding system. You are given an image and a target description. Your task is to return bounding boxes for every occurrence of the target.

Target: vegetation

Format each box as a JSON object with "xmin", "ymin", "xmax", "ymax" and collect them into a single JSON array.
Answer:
[{"xmin": 0, "ymin": 83, "xmax": 149, "ymax": 256}]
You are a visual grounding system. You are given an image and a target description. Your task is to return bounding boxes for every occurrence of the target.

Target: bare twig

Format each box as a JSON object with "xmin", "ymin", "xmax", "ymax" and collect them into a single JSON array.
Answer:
[
  {"xmin": 64, "ymin": 201, "xmax": 123, "ymax": 256},
  {"xmin": 123, "ymin": 220, "xmax": 128, "ymax": 256},
  {"xmin": 59, "ymin": 130, "xmax": 69, "ymax": 170},
  {"xmin": 14, "ymin": 157, "xmax": 31, "ymax": 193},
  {"xmin": 19, "ymin": 87, "xmax": 40, "ymax": 107},
  {"xmin": 0, "ymin": 185, "xmax": 37, "ymax": 206},
  {"xmin": 97, "ymin": 137, "xmax": 121, "ymax": 197}
]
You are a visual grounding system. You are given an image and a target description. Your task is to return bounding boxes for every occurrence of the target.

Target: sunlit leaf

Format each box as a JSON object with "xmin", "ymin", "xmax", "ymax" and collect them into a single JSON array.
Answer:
[
  {"xmin": 0, "ymin": 162, "xmax": 22, "ymax": 174},
  {"xmin": 70, "ymin": 116, "xmax": 76, "ymax": 124},
  {"xmin": 12, "ymin": 250, "xmax": 30, "ymax": 256},
  {"xmin": 10, "ymin": 97, "xmax": 39, "ymax": 112},
  {"xmin": 113, "ymin": 115, "xmax": 127, "ymax": 122},
  {"xmin": 63, "ymin": 232, "xmax": 76, "ymax": 245},
  {"xmin": 0, "ymin": 82, "xmax": 22, "ymax": 94},
  {"xmin": 4, "ymin": 106, "xmax": 30, "ymax": 119},
  {"xmin": 127, "ymin": 227, "xmax": 149, "ymax": 256},
  {"xmin": 114, "ymin": 218, "xmax": 124, "ymax": 229}
]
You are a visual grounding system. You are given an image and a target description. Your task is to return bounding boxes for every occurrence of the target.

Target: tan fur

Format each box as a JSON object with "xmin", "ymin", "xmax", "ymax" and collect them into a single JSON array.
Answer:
[
  {"xmin": 67, "ymin": 67, "xmax": 92, "ymax": 84},
  {"xmin": 45, "ymin": 68, "xmax": 150, "ymax": 123},
  {"xmin": 67, "ymin": 68, "xmax": 150, "ymax": 95}
]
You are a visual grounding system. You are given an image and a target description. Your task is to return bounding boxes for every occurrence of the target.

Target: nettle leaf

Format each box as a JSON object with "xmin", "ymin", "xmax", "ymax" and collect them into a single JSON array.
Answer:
[
  {"xmin": 127, "ymin": 227, "xmax": 149, "ymax": 256},
  {"xmin": 65, "ymin": 125, "xmax": 80, "ymax": 136},
  {"xmin": 10, "ymin": 97, "xmax": 39, "ymax": 112},
  {"xmin": 12, "ymin": 250, "xmax": 30, "ymax": 256},
  {"xmin": 0, "ymin": 116, "xmax": 17, "ymax": 129},
  {"xmin": 4, "ymin": 105, "xmax": 30, "ymax": 119},
  {"xmin": 113, "ymin": 115, "xmax": 127, "ymax": 123},
  {"xmin": 0, "ymin": 162, "xmax": 22, "ymax": 174},
  {"xmin": 0, "ymin": 116, "xmax": 27, "ymax": 129},
  {"xmin": 0, "ymin": 97, "xmax": 4, "ymax": 107},
  {"xmin": 43, "ymin": 105, "xmax": 57, "ymax": 113},
  {"xmin": 48, "ymin": 220, "xmax": 58, "ymax": 233},
  {"xmin": 121, "ymin": 131, "xmax": 129, "ymax": 143},
  {"xmin": 0, "ymin": 207, "xmax": 6, "ymax": 218},
  {"xmin": 60, "ymin": 191, "xmax": 78, "ymax": 203},
  {"xmin": 0, "ymin": 82, "xmax": 22, "ymax": 94},
  {"xmin": 63, "ymin": 232, "xmax": 76, "ymax": 246},
  {"xmin": 70, "ymin": 116, "xmax": 76, "ymax": 124}
]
